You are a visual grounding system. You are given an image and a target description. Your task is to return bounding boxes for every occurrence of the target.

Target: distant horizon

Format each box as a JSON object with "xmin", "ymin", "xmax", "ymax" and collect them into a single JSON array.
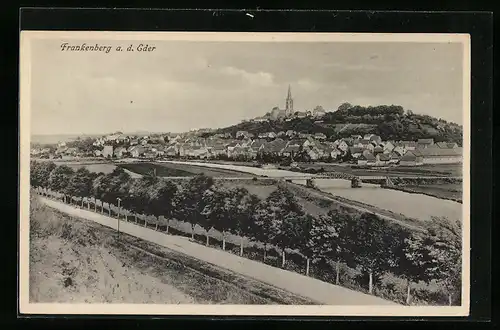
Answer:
[
  {"xmin": 30, "ymin": 39, "xmax": 465, "ymax": 136},
  {"xmin": 30, "ymin": 103, "xmax": 463, "ymax": 140}
]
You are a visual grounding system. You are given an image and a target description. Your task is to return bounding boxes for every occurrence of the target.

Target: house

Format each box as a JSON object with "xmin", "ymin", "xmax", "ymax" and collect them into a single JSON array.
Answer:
[
  {"xmin": 357, "ymin": 151, "xmax": 376, "ymax": 166},
  {"xmin": 164, "ymin": 146, "xmax": 178, "ymax": 157},
  {"xmin": 236, "ymin": 131, "xmax": 250, "ymax": 139},
  {"xmin": 287, "ymin": 139, "xmax": 306, "ymax": 148},
  {"xmin": 363, "ymin": 150, "xmax": 376, "ymax": 165},
  {"xmin": 337, "ymin": 140, "xmax": 349, "ymax": 152},
  {"xmin": 258, "ymin": 133, "xmax": 268, "ymax": 139},
  {"xmin": 298, "ymin": 132, "xmax": 312, "ymax": 139},
  {"xmin": 306, "ymin": 147, "xmax": 320, "ymax": 160},
  {"xmin": 418, "ymin": 146, "xmax": 462, "ymax": 164},
  {"xmin": 102, "ymin": 145, "xmax": 114, "ymax": 158},
  {"xmin": 373, "ymin": 146, "xmax": 384, "ymax": 155},
  {"xmin": 312, "ymin": 106, "xmax": 326, "ymax": 118},
  {"xmin": 349, "ymin": 147, "xmax": 364, "ymax": 159},
  {"xmin": 227, "ymin": 141, "xmax": 241, "ymax": 152},
  {"xmin": 210, "ymin": 145, "xmax": 227, "ymax": 157},
  {"xmin": 399, "ymin": 150, "xmax": 424, "ymax": 166},
  {"xmin": 185, "ymin": 146, "xmax": 210, "ymax": 158},
  {"xmin": 113, "ymin": 146, "xmax": 127, "ymax": 158},
  {"xmin": 368, "ymin": 134, "xmax": 382, "ymax": 145},
  {"xmin": 417, "ymin": 138, "xmax": 435, "ymax": 149},
  {"xmin": 281, "ymin": 145, "xmax": 300, "ymax": 158},
  {"xmin": 389, "ymin": 152, "xmax": 400, "ymax": 164},
  {"xmin": 376, "ymin": 153, "xmax": 391, "ymax": 166},
  {"xmin": 94, "ymin": 150, "xmax": 102, "ymax": 157},
  {"xmin": 277, "ymin": 131, "xmax": 286, "ymax": 138},
  {"xmin": 399, "ymin": 141, "xmax": 417, "ymax": 150},
  {"xmin": 383, "ymin": 141, "xmax": 395, "ymax": 154},
  {"xmin": 393, "ymin": 144, "xmax": 406, "ymax": 156},
  {"xmin": 314, "ymin": 133, "xmax": 327, "ymax": 141},
  {"xmin": 250, "ymin": 139, "xmax": 267, "ymax": 150},
  {"xmin": 436, "ymin": 141, "xmax": 459, "ymax": 149},
  {"xmin": 359, "ymin": 139, "xmax": 375, "ymax": 151},
  {"xmin": 285, "ymin": 130, "xmax": 297, "ymax": 138}
]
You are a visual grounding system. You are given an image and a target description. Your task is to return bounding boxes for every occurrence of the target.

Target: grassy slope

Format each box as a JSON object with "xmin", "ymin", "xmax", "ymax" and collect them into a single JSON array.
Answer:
[{"xmin": 29, "ymin": 194, "xmax": 314, "ymax": 304}]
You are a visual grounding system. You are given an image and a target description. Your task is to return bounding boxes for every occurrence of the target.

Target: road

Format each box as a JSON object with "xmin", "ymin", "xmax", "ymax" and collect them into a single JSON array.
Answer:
[{"xmin": 39, "ymin": 196, "xmax": 399, "ymax": 306}]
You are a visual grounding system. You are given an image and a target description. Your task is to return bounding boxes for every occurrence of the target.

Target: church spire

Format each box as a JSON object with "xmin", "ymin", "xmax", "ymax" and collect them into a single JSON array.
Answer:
[{"xmin": 285, "ymin": 85, "xmax": 293, "ymax": 116}]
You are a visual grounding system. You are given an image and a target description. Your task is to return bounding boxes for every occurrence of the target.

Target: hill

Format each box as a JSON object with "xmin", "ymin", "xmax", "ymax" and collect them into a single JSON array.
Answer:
[{"xmin": 213, "ymin": 103, "xmax": 463, "ymax": 146}]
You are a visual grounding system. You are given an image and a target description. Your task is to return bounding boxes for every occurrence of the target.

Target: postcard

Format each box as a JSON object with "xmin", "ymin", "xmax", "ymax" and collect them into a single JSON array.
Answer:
[{"xmin": 19, "ymin": 31, "xmax": 470, "ymax": 316}]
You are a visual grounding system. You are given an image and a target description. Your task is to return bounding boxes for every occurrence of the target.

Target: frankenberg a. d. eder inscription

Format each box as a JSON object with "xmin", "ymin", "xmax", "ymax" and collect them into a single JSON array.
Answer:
[{"xmin": 60, "ymin": 42, "xmax": 157, "ymax": 53}]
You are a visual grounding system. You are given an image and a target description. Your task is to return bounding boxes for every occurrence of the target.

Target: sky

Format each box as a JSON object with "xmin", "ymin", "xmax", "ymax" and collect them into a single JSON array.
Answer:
[{"xmin": 29, "ymin": 38, "xmax": 465, "ymax": 136}]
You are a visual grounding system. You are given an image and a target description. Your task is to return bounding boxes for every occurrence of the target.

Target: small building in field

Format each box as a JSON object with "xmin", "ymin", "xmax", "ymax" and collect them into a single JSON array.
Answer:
[
  {"xmin": 418, "ymin": 146, "xmax": 462, "ymax": 164},
  {"xmin": 399, "ymin": 150, "xmax": 423, "ymax": 166},
  {"xmin": 102, "ymin": 145, "xmax": 114, "ymax": 158}
]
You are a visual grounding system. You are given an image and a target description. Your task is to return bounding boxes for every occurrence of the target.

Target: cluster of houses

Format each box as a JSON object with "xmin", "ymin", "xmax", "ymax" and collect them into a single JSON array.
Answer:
[
  {"xmin": 82, "ymin": 132, "xmax": 461, "ymax": 166},
  {"xmin": 31, "ymin": 129, "xmax": 463, "ymax": 167}
]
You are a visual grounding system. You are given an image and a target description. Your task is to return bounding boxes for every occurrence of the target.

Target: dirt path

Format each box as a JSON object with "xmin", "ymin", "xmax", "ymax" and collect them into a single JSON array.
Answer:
[{"xmin": 39, "ymin": 196, "xmax": 400, "ymax": 306}]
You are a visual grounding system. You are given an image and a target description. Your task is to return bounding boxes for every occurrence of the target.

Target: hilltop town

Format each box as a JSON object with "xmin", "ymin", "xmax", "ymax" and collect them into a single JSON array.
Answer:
[{"xmin": 30, "ymin": 86, "xmax": 463, "ymax": 167}]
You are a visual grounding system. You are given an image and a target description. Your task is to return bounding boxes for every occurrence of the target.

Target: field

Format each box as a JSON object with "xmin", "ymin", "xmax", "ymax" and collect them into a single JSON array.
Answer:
[
  {"xmin": 389, "ymin": 184, "xmax": 463, "ymax": 203},
  {"xmin": 120, "ymin": 161, "xmax": 255, "ymax": 178},
  {"xmin": 295, "ymin": 163, "xmax": 463, "ymax": 178},
  {"xmin": 29, "ymin": 195, "xmax": 312, "ymax": 304},
  {"xmin": 117, "ymin": 162, "xmax": 194, "ymax": 177},
  {"xmin": 220, "ymin": 180, "xmax": 329, "ymax": 217},
  {"xmin": 56, "ymin": 162, "xmax": 142, "ymax": 179}
]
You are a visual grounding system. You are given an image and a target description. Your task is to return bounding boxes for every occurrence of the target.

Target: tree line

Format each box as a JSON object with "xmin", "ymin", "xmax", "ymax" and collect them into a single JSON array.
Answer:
[
  {"xmin": 215, "ymin": 102, "xmax": 463, "ymax": 146},
  {"xmin": 30, "ymin": 160, "xmax": 462, "ymax": 306}
]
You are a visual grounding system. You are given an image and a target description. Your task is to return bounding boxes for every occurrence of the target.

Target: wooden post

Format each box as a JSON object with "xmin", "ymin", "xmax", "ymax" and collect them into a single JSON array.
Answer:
[
  {"xmin": 108, "ymin": 204, "xmax": 111, "ymax": 217},
  {"xmin": 368, "ymin": 271, "xmax": 373, "ymax": 294},
  {"xmin": 335, "ymin": 260, "xmax": 340, "ymax": 285},
  {"xmin": 406, "ymin": 280, "xmax": 412, "ymax": 305},
  {"xmin": 282, "ymin": 249, "xmax": 286, "ymax": 268},
  {"xmin": 81, "ymin": 198, "xmax": 84, "ymax": 208},
  {"xmin": 94, "ymin": 198, "xmax": 97, "ymax": 212},
  {"xmin": 166, "ymin": 219, "xmax": 169, "ymax": 234},
  {"xmin": 135, "ymin": 214, "xmax": 137, "ymax": 223},
  {"xmin": 87, "ymin": 199, "xmax": 90, "ymax": 210},
  {"xmin": 101, "ymin": 201, "xmax": 104, "ymax": 214},
  {"xmin": 240, "ymin": 236, "xmax": 244, "ymax": 256},
  {"xmin": 306, "ymin": 258, "xmax": 310, "ymax": 277}
]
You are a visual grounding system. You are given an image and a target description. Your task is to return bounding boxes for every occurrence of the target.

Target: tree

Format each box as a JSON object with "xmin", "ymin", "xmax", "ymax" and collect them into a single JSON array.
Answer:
[
  {"xmin": 201, "ymin": 185, "xmax": 232, "ymax": 247},
  {"xmin": 345, "ymin": 212, "xmax": 397, "ymax": 294},
  {"xmin": 307, "ymin": 209, "xmax": 352, "ymax": 284},
  {"xmin": 253, "ymin": 199, "xmax": 274, "ymax": 261},
  {"xmin": 173, "ymin": 174, "xmax": 214, "ymax": 240},
  {"xmin": 337, "ymin": 102, "xmax": 353, "ymax": 113},
  {"xmin": 31, "ymin": 161, "xmax": 56, "ymax": 188},
  {"xmin": 48, "ymin": 165, "xmax": 75, "ymax": 202},
  {"xmin": 407, "ymin": 217, "xmax": 462, "ymax": 306},
  {"xmin": 263, "ymin": 186, "xmax": 306, "ymax": 267},
  {"xmin": 65, "ymin": 167, "xmax": 95, "ymax": 199},
  {"xmin": 397, "ymin": 228, "xmax": 433, "ymax": 305},
  {"xmin": 147, "ymin": 178, "xmax": 178, "ymax": 218},
  {"xmin": 233, "ymin": 190, "xmax": 260, "ymax": 256}
]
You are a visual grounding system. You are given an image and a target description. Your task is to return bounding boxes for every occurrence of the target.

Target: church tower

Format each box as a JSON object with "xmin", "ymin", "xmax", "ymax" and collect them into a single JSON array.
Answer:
[{"xmin": 285, "ymin": 85, "xmax": 294, "ymax": 116}]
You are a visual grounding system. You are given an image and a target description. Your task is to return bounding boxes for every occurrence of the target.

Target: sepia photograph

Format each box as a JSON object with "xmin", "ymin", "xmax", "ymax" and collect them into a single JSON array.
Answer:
[{"xmin": 19, "ymin": 31, "xmax": 470, "ymax": 316}]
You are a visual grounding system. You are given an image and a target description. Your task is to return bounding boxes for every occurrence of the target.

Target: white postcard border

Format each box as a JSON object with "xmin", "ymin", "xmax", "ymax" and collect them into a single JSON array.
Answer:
[{"xmin": 19, "ymin": 31, "xmax": 471, "ymax": 317}]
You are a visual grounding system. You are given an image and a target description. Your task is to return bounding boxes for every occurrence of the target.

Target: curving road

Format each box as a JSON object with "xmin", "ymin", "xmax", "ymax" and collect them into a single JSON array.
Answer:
[{"xmin": 39, "ymin": 196, "xmax": 400, "ymax": 306}]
